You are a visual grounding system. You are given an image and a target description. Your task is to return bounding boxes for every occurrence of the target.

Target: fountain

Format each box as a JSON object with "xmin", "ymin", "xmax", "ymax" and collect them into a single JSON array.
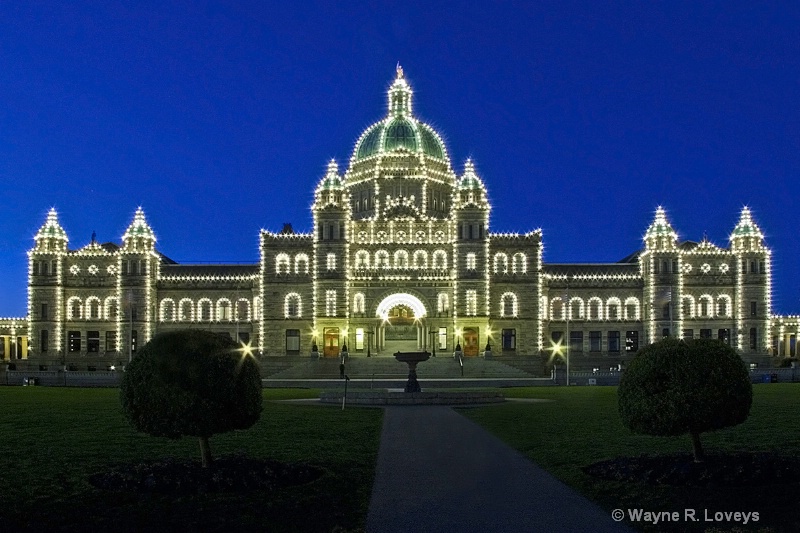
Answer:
[{"xmin": 393, "ymin": 351, "xmax": 431, "ymax": 392}]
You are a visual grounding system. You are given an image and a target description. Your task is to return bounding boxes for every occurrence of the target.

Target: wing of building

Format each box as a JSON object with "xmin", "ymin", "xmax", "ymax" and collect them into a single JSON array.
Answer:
[{"xmin": 5, "ymin": 66, "xmax": 799, "ymax": 372}]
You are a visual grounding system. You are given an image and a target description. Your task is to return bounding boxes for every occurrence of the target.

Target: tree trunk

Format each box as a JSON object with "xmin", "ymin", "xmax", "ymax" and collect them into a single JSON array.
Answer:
[
  {"xmin": 199, "ymin": 436, "xmax": 213, "ymax": 468},
  {"xmin": 690, "ymin": 431, "xmax": 705, "ymax": 463}
]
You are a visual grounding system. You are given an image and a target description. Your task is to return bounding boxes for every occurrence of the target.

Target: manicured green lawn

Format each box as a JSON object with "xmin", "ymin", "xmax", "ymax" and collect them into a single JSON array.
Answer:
[
  {"xmin": 0, "ymin": 387, "xmax": 383, "ymax": 532},
  {"xmin": 462, "ymin": 384, "xmax": 800, "ymax": 532}
]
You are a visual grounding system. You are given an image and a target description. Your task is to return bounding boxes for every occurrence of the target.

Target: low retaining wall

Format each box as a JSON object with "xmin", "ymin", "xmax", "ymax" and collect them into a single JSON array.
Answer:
[{"xmin": 319, "ymin": 390, "xmax": 505, "ymax": 405}]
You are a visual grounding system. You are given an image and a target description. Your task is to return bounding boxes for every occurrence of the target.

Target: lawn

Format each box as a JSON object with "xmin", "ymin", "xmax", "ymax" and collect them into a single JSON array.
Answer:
[
  {"xmin": 0, "ymin": 387, "xmax": 383, "ymax": 533},
  {"xmin": 461, "ymin": 384, "xmax": 800, "ymax": 532}
]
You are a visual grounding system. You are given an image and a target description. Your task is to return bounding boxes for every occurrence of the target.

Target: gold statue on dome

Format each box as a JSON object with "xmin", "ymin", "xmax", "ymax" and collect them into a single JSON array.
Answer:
[{"xmin": 396, "ymin": 62, "xmax": 404, "ymax": 79}]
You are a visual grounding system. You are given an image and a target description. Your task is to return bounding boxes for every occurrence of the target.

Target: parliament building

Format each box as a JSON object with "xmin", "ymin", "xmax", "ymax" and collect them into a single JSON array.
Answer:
[{"xmin": 4, "ymin": 67, "xmax": 798, "ymax": 371}]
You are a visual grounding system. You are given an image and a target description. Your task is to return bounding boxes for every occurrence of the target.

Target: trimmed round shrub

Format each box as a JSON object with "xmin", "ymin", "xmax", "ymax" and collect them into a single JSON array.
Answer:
[
  {"xmin": 618, "ymin": 337, "xmax": 752, "ymax": 462},
  {"xmin": 120, "ymin": 329, "xmax": 262, "ymax": 466}
]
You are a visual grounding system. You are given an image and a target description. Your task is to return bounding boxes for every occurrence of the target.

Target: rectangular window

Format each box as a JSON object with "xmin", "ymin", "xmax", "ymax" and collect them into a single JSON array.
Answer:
[
  {"xmin": 718, "ymin": 329, "xmax": 730, "ymax": 345},
  {"xmin": 551, "ymin": 331, "xmax": 564, "ymax": 345},
  {"xmin": 465, "ymin": 290, "xmax": 477, "ymax": 316},
  {"xmin": 501, "ymin": 329, "xmax": 516, "ymax": 350},
  {"xmin": 33, "ymin": 262, "xmax": 39, "ymax": 275},
  {"xmin": 750, "ymin": 301, "xmax": 757, "ymax": 317},
  {"xmin": 662, "ymin": 303, "xmax": 671, "ymax": 319},
  {"xmin": 0, "ymin": 338, "xmax": 5, "ymax": 358},
  {"xmin": 682, "ymin": 329, "xmax": 694, "ymax": 341},
  {"xmin": 608, "ymin": 331, "xmax": 620, "ymax": 352},
  {"xmin": 238, "ymin": 332, "xmax": 250, "ymax": 345},
  {"xmin": 759, "ymin": 260, "xmax": 765, "ymax": 273},
  {"xmin": 41, "ymin": 303, "xmax": 48, "ymax": 320},
  {"xmin": 41, "ymin": 330, "xmax": 49, "ymax": 352},
  {"xmin": 750, "ymin": 261, "xmax": 756, "ymax": 273},
  {"xmin": 625, "ymin": 330, "xmax": 639, "ymax": 352},
  {"xmin": 87, "ymin": 331, "xmax": 100, "ymax": 353},
  {"xmin": 131, "ymin": 330, "xmax": 138, "ymax": 353},
  {"xmin": 438, "ymin": 327, "xmax": 447, "ymax": 350},
  {"xmin": 662, "ymin": 328, "xmax": 670, "ymax": 338},
  {"xmin": 106, "ymin": 331, "xmax": 117, "ymax": 352},
  {"xmin": 286, "ymin": 329, "xmax": 300, "ymax": 354},
  {"xmin": 355, "ymin": 328, "xmax": 364, "ymax": 351},
  {"xmin": 569, "ymin": 331, "xmax": 583, "ymax": 353},
  {"xmin": 672, "ymin": 260, "xmax": 678, "ymax": 273},
  {"xmin": 326, "ymin": 290, "xmax": 337, "ymax": 316},
  {"xmin": 327, "ymin": 253, "xmax": 337, "ymax": 271},
  {"xmin": 589, "ymin": 331, "xmax": 601, "ymax": 352},
  {"xmin": 68, "ymin": 331, "xmax": 81, "ymax": 353},
  {"xmin": 42, "ymin": 262, "xmax": 49, "ymax": 275},
  {"xmin": 700, "ymin": 329, "xmax": 712, "ymax": 339},
  {"xmin": 466, "ymin": 253, "xmax": 476, "ymax": 270},
  {"xmin": 749, "ymin": 328, "xmax": 758, "ymax": 350}
]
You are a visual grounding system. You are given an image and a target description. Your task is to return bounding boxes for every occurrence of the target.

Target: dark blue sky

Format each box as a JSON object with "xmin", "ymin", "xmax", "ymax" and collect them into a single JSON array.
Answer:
[{"xmin": 1, "ymin": 1, "xmax": 798, "ymax": 316}]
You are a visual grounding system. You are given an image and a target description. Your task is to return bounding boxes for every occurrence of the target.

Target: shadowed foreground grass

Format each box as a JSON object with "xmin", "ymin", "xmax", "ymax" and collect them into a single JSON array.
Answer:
[
  {"xmin": 0, "ymin": 388, "xmax": 382, "ymax": 533},
  {"xmin": 461, "ymin": 384, "xmax": 800, "ymax": 532}
]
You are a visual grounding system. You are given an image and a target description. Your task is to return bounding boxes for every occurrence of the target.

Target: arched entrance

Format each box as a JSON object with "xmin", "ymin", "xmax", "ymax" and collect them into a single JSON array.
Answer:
[{"xmin": 374, "ymin": 293, "xmax": 429, "ymax": 354}]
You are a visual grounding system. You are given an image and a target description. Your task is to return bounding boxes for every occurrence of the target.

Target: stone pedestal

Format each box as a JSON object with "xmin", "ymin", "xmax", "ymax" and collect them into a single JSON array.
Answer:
[{"xmin": 394, "ymin": 351, "xmax": 431, "ymax": 393}]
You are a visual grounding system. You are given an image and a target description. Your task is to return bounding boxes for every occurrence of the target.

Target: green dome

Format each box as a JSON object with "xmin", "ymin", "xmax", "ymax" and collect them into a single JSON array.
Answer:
[
  {"xmin": 353, "ymin": 119, "xmax": 447, "ymax": 162},
  {"xmin": 384, "ymin": 118, "xmax": 417, "ymax": 152},
  {"xmin": 351, "ymin": 67, "xmax": 448, "ymax": 164}
]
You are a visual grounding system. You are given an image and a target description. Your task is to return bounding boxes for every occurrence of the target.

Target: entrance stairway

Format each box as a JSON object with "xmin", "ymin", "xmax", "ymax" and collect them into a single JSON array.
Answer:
[{"xmin": 263, "ymin": 355, "xmax": 544, "ymax": 380}]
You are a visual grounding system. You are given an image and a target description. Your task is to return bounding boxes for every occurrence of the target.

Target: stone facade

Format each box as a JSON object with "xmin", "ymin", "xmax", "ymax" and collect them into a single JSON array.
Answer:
[{"xmin": 6, "ymin": 67, "xmax": 798, "ymax": 371}]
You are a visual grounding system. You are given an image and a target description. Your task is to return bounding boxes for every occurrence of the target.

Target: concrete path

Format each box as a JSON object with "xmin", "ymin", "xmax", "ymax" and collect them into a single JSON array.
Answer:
[{"xmin": 366, "ymin": 406, "xmax": 632, "ymax": 533}]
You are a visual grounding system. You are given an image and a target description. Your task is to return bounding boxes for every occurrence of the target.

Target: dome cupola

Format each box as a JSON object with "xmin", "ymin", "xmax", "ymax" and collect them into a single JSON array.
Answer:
[
  {"xmin": 644, "ymin": 206, "xmax": 678, "ymax": 251},
  {"xmin": 350, "ymin": 65, "xmax": 450, "ymax": 166}
]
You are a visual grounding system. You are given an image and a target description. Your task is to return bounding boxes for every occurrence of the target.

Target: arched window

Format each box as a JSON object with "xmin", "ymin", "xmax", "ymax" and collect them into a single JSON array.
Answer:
[
  {"xmin": 606, "ymin": 297, "xmax": 621, "ymax": 320},
  {"xmin": 432, "ymin": 249, "xmax": 447, "ymax": 269},
  {"xmin": 437, "ymin": 293, "xmax": 449, "ymax": 313},
  {"xmin": 67, "ymin": 297, "xmax": 82, "ymax": 320},
  {"xmin": 698, "ymin": 295, "xmax": 713, "ymax": 317},
  {"xmin": 717, "ymin": 295, "xmax": 732, "ymax": 317},
  {"xmin": 624, "ymin": 297, "xmax": 640, "ymax": 320},
  {"xmin": 413, "ymin": 250, "xmax": 428, "ymax": 269},
  {"xmin": 493, "ymin": 253, "xmax": 509, "ymax": 274},
  {"xmin": 512, "ymin": 253, "xmax": 527, "ymax": 274},
  {"xmin": 355, "ymin": 250, "xmax": 370, "ymax": 269},
  {"xmin": 681, "ymin": 295, "xmax": 696, "ymax": 318},
  {"xmin": 275, "ymin": 253, "xmax": 290, "ymax": 275},
  {"xmin": 588, "ymin": 297, "xmax": 602, "ymax": 320},
  {"xmin": 159, "ymin": 299, "xmax": 176, "ymax": 322},
  {"xmin": 217, "ymin": 298, "xmax": 232, "ymax": 321},
  {"xmin": 375, "ymin": 250, "xmax": 390, "ymax": 269},
  {"xmin": 198, "ymin": 299, "xmax": 213, "ymax": 322},
  {"xmin": 284, "ymin": 293, "xmax": 301, "ymax": 318},
  {"xmin": 569, "ymin": 298, "xmax": 585, "ymax": 320},
  {"xmin": 86, "ymin": 297, "xmax": 101, "ymax": 320},
  {"xmin": 236, "ymin": 298, "xmax": 251, "ymax": 321},
  {"xmin": 179, "ymin": 298, "xmax": 194, "ymax": 322},
  {"xmin": 500, "ymin": 292, "xmax": 518, "ymax": 318},
  {"xmin": 353, "ymin": 293, "xmax": 365, "ymax": 314},
  {"xmin": 294, "ymin": 254, "xmax": 309, "ymax": 274},
  {"xmin": 394, "ymin": 250, "xmax": 409, "ymax": 268}
]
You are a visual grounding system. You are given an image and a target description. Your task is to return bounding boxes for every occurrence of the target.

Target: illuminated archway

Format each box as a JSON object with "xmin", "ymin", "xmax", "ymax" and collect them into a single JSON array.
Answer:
[{"xmin": 375, "ymin": 293, "xmax": 427, "ymax": 320}]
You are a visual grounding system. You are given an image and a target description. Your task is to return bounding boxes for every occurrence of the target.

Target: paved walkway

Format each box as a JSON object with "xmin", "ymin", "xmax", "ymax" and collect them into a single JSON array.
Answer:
[{"xmin": 366, "ymin": 406, "xmax": 632, "ymax": 533}]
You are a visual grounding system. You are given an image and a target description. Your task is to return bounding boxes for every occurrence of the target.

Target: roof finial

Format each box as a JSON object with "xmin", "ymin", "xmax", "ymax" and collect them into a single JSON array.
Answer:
[{"xmin": 396, "ymin": 62, "xmax": 404, "ymax": 79}]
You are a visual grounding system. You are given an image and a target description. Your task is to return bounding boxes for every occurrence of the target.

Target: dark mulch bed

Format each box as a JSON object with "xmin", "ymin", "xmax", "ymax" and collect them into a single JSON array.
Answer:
[
  {"xmin": 89, "ymin": 455, "xmax": 324, "ymax": 494},
  {"xmin": 583, "ymin": 452, "xmax": 800, "ymax": 487}
]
